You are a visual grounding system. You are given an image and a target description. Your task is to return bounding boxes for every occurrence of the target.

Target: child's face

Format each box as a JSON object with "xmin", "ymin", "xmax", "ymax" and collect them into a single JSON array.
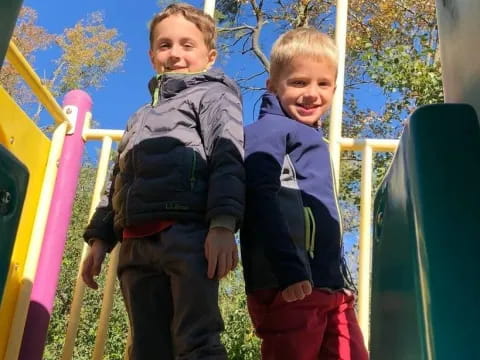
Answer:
[
  {"xmin": 268, "ymin": 57, "xmax": 336, "ymax": 126},
  {"xmin": 149, "ymin": 14, "xmax": 217, "ymax": 74}
]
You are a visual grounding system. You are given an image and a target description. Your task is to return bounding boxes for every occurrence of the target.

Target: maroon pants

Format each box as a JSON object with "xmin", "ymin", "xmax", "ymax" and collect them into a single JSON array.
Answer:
[{"xmin": 247, "ymin": 289, "xmax": 369, "ymax": 360}]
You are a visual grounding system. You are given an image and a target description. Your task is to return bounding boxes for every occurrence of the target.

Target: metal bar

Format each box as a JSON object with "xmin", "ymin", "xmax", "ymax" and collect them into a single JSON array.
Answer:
[
  {"xmin": 123, "ymin": 329, "xmax": 131, "ymax": 360},
  {"xmin": 6, "ymin": 42, "xmax": 68, "ymax": 126},
  {"xmin": 19, "ymin": 91, "xmax": 92, "ymax": 360},
  {"xmin": 92, "ymin": 244, "xmax": 121, "ymax": 360},
  {"xmin": 203, "ymin": 0, "xmax": 216, "ymax": 17},
  {"xmin": 4, "ymin": 121, "xmax": 69, "ymax": 360},
  {"xmin": 83, "ymin": 129, "xmax": 124, "ymax": 142},
  {"xmin": 339, "ymin": 138, "xmax": 399, "ymax": 152},
  {"xmin": 357, "ymin": 143, "xmax": 373, "ymax": 349},
  {"xmin": 328, "ymin": 0, "xmax": 349, "ymax": 188},
  {"xmin": 61, "ymin": 136, "xmax": 113, "ymax": 360}
]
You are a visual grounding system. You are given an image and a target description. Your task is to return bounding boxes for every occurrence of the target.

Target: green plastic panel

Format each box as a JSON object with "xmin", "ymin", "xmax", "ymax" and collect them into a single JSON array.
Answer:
[
  {"xmin": 371, "ymin": 104, "xmax": 480, "ymax": 360},
  {"xmin": 0, "ymin": 145, "xmax": 29, "ymax": 303},
  {"xmin": 0, "ymin": 0, "xmax": 23, "ymax": 69}
]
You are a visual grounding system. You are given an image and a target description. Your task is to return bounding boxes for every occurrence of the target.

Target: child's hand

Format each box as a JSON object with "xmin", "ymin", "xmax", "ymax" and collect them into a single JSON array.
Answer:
[
  {"xmin": 82, "ymin": 238, "xmax": 108, "ymax": 290},
  {"xmin": 282, "ymin": 280, "xmax": 312, "ymax": 302},
  {"xmin": 204, "ymin": 227, "xmax": 239, "ymax": 279}
]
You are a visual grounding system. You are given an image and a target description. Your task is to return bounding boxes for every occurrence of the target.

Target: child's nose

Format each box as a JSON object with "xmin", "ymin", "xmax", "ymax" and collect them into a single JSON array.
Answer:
[
  {"xmin": 303, "ymin": 87, "xmax": 319, "ymax": 101},
  {"xmin": 169, "ymin": 45, "xmax": 181, "ymax": 58}
]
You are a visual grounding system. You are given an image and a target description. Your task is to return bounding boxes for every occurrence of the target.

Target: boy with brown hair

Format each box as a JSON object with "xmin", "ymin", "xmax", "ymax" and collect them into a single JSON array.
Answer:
[
  {"xmin": 241, "ymin": 28, "xmax": 368, "ymax": 359},
  {"xmin": 82, "ymin": 3, "xmax": 244, "ymax": 359}
]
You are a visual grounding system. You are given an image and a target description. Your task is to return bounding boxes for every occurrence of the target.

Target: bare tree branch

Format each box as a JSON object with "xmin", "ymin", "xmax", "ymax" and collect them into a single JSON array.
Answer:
[
  {"xmin": 218, "ymin": 25, "xmax": 255, "ymax": 33},
  {"xmin": 236, "ymin": 70, "xmax": 267, "ymax": 83},
  {"xmin": 248, "ymin": 0, "xmax": 270, "ymax": 71}
]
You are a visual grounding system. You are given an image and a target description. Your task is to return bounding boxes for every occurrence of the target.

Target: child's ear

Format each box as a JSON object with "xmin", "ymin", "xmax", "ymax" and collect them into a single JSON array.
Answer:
[
  {"xmin": 266, "ymin": 79, "xmax": 275, "ymax": 93},
  {"xmin": 148, "ymin": 49, "xmax": 155, "ymax": 67},
  {"xmin": 206, "ymin": 49, "xmax": 217, "ymax": 69}
]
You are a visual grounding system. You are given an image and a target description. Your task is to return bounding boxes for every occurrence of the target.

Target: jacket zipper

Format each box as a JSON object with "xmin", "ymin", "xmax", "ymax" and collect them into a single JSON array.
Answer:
[{"xmin": 304, "ymin": 207, "xmax": 316, "ymax": 259}]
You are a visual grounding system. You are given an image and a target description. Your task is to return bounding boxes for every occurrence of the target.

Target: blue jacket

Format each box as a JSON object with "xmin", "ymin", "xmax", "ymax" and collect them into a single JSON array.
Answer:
[{"xmin": 241, "ymin": 92, "xmax": 349, "ymax": 293}]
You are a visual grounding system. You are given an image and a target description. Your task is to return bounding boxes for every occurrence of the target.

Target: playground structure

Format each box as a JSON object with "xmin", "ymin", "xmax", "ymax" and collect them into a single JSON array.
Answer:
[{"xmin": 0, "ymin": 0, "xmax": 479, "ymax": 359}]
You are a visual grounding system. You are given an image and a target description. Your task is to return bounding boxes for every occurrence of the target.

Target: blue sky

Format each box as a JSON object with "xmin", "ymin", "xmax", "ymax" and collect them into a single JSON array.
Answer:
[
  {"xmin": 24, "ymin": 0, "xmax": 384, "ymax": 131},
  {"xmin": 24, "ymin": 0, "xmax": 269, "ymax": 133}
]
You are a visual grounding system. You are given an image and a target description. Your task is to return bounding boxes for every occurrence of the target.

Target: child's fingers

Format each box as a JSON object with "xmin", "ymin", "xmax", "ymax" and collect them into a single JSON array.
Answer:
[
  {"xmin": 301, "ymin": 281, "xmax": 312, "ymax": 296},
  {"xmin": 207, "ymin": 247, "xmax": 217, "ymax": 279},
  {"xmin": 232, "ymin": 248, "xmax": 239, "ymax": 270},
  {"xmin": 81, "ymin": 256, "xmax": 98, "ymax": 290},
  {"xmin": 293, "ymin": 285, "xmax": 305, "ymax": 301},
  {"xmin": 282, "ymin": 288, "xmax": 294, "ymax": 302},
  {"xmin": 92, "ymin": 253, "xmax": 104, "ymax": 276},
  {"xmin": 217, "ymin": 253, "xmax": 227, "ymax": 279},
  {"xmin": 223, "ymin": 253, "xmax": 233, "ymax": 278}
]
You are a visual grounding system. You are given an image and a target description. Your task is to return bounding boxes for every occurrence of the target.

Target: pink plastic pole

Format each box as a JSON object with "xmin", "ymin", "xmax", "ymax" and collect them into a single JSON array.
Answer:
[{"xmin": 19, "ymin": 90, "xmax": 92, "ymax": 360}]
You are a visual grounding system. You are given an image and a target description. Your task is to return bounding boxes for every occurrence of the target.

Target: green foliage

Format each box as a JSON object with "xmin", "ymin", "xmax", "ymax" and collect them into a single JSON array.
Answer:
[
  {"xmin": 45, "ymin": 166, "xmax": 128, "ymax": 360},
  {"xmin": 220, "ymin": 267, "xmax": 261, "ymax": 359}
]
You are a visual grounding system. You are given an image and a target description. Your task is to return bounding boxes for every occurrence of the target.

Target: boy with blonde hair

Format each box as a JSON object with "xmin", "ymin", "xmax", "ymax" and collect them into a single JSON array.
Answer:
[
  {"xmin": 82, "ymin": 3, "xmax": 244, "ymax": 359},
  {"xmin": 241, "ymin": 28, "xmax": 368, "ymax": 359}
]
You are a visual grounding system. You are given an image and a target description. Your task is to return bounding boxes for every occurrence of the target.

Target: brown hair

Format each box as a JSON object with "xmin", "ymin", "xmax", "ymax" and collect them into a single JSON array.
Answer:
[
  {"xmin": 149, "ymin": 3, "xmax": 216, "ymax": 50},
  {"xmin": 269, "ymin": 27, "xmax": 338, "ymax": 84}
]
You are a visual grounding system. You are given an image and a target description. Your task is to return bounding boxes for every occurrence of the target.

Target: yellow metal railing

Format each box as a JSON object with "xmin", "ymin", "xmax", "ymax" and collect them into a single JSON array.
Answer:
[
  {"xmin": 6, "ymin": 41, "xmax": 68, "ymax": 127},
  {"xmin": 340, "ymin": 138, "xmax": 398, "ymax": 347},
  {"xmin": 2, "ymin": 41, "xmax": 73, "ymax": 360}
]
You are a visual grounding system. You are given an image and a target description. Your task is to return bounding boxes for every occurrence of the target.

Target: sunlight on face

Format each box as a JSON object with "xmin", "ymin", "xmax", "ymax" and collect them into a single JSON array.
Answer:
[
  {"xmin": 269, "ymin": 57, "xmax": 336, "ymax": 126},
  {"xmin": 149, "ymin": 14, "xmax": 217, "ymax": 74}
]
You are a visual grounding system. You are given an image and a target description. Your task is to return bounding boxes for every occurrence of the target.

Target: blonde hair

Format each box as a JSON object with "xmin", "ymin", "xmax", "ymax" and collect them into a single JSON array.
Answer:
[
  {"xmin": 269, "ymin": 28, "xmax": 338, "ymax": 84},
  {"xmin": 149, "ymin": 3, "xmax": 216, "ymax": 50}
]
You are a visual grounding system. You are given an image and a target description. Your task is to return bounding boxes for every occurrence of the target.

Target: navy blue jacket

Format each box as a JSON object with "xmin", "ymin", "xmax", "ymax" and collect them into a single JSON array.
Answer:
[{"xmin": 241, "ymin": 92, "xmax": 349, "ymax": 293}]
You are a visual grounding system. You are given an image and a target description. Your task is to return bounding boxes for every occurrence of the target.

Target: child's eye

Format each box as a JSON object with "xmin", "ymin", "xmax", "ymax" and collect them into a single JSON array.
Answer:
[
  {"xmin": 291, "ymin": 80, "xmax": 306, "ymax": 86},
  {"xmin": 158, "ymin": 43, "xmax": 170, "ymax": 49},
  {"xmin": 183, "ymin": 43, "xmax": 194, "ymax": 49}
]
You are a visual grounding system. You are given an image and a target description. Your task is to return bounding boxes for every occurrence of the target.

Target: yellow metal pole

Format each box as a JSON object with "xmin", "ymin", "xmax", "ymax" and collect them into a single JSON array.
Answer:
[
  {"xmin": 357, "ymin": 142, "xmax": 373, "ymax": 349},
  {"xmin": 123, "ymin": 329, "xmax": 131, "ymax": 360},
  {"xmin": 328, "ymin": 0, "xmax": 349, "ymax": 188},
  {"xmin": 6, "ymin": 42, "xmax": 68, "ymax": 126},
  {"xmin": 4, "ymin": 121, "xmax": 69, "ymax": 360},
  {"xmin": 61, "ymin": 136, "xmax": 113, "ymax": 360},
  {"xmin": 92, "ymin": 245, "xmax": 121, "ymax": 360},
  {"xmin": 83, "ymin": 129, "xmax": 124, "ymax": 142},
  {"xmin": 339, "ymin": 138, "xmax": 399, "ymax": 152}
]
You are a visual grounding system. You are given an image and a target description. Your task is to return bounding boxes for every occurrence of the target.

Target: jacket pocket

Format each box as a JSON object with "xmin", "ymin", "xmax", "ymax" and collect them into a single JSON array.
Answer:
[{"xmin": 303, "ymin": 207, "xmax": 316, "ymax": 259}]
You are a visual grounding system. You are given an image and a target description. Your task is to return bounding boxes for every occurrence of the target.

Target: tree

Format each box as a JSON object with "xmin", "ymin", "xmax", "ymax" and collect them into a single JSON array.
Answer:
[{"xmin": 0, "ymin": 6, "xmax": 126, "ymax": 121}]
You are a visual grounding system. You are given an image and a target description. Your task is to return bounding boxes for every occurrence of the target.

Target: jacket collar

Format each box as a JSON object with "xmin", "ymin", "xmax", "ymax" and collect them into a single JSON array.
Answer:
[
  {"xmin": 148, "ymin": 68, "xmax": 240, "ymax": 105},
  {"xmin": 259, "ymin": 91, "xmax": 286, "ymax": 118}
]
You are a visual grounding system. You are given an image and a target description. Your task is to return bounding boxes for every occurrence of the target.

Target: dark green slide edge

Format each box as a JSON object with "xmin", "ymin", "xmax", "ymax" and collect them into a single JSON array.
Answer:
[
  {"xmin": 371, "ymin": 104, "xmax": 480, "ymax": 360},
  {"xmin": 0, "ymin": 145, "xmax": 29, "ymax": 303},
  {"xmin": 0, "ymin": 0, "xmax": 23, "ymax": 69}
]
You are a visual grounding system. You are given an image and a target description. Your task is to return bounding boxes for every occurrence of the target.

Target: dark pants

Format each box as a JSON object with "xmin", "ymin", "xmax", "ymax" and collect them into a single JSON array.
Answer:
[
  {"xmin": 247, "ymin": 289, "xmax": 369, "ymax": 360},
  {"xmin": 117, "ymin": 222, "xmax": 227, "ymax": 360}
]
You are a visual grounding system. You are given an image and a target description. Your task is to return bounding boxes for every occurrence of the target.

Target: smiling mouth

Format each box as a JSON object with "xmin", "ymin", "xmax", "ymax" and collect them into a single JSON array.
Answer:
[
  {"xmin": 165, "ymin": 67, "xmax": 186, "ymax": 71},
  {"xmin": 297, "ymin": 104, "xmax": 319, "ymax": 110}
]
